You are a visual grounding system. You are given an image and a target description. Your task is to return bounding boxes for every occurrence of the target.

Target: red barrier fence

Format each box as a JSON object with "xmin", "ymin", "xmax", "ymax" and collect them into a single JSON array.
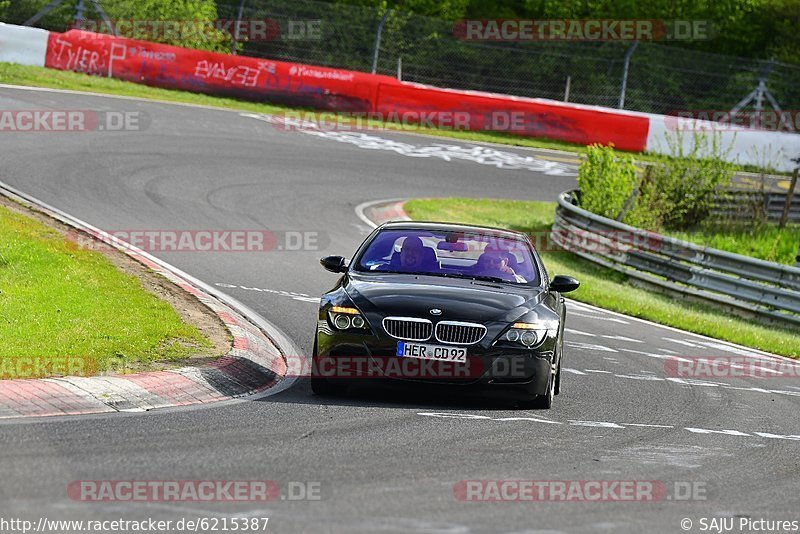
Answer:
[
  {"xmin": 43, "ymin": 29, "xmax": 650, "ymax": 150},
  {"xmin": 375, "ymin": 83, "xmax": 649, "ymax": 151},
  {"xmin": 45, "ymin": 30, "xmax": 391, "ymax": 111}
]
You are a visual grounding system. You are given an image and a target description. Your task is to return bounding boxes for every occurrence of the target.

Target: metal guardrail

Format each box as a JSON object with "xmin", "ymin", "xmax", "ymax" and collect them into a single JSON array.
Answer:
[
  {"xmin": 551, "ymin": 190, "xmax": 800, "ymax": 328},
  {"xmin": 711, "ymin": 191, "xmax": 800, "ymax": 222}
]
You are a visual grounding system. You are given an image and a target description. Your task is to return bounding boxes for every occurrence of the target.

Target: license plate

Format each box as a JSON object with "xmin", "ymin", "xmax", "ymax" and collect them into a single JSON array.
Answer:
[{"xmin": 396, "ymin": 341, "xmax": 467, "ymax": 363}]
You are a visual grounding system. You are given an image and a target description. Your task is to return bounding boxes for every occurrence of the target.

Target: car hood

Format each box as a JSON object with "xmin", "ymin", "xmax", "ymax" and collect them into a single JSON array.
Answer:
[{"xmin": 346, "ymin": 273, "xmax": 545, "ymax": 324}]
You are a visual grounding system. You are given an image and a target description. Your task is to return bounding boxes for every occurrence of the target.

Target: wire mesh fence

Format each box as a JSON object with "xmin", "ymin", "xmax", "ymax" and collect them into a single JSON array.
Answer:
[{"xmin": 5, "ymin": 0, "xmax": 800, "ymax": 117}]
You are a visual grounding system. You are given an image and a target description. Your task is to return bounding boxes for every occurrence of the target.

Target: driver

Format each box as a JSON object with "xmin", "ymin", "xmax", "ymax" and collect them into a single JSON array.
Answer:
[{"xmin": 398, "ymin": 235, "xmax": 425, "ymax": 269}]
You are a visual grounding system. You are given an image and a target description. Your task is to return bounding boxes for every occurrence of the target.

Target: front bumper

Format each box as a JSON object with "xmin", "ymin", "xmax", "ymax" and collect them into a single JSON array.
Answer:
[{"xmin": 315, "ymin": 329, "xmax": 555, "ymax": 397}]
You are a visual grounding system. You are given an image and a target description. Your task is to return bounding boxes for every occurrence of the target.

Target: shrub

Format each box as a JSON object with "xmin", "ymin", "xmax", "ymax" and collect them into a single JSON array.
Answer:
[
  {"xmin": 653, "ymin": 131, "xmax": 736, "ymax": 229},
  {"xmin": 622, "ymin": 166, "xmax": 668, "ymax": 231},
  {"xmin": 576, "ymin": 144, "xmax": 638, "ymax": 220},
  {"xmin": 578, "ymin": 134, "xmax": 736, "ymax": 232}
]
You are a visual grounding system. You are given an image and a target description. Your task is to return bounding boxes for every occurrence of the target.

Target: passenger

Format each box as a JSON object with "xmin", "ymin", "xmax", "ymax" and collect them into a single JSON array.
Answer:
[{"xmin": 475, "ymin": 247, "xmax": 526, "ymax": 283}]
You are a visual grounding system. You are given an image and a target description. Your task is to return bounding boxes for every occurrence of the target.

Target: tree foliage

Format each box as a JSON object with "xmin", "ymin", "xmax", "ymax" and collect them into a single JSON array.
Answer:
[
  {"xmin": 2, "ymin": 0, "xmax": 231, "ymax": 52},
  {"xmin": 330, "ymin": 0, "xmax": 800, "ymax": 64},
  {"xmin": 103, "ymin": 0, "xmax": 232, "ymax": 51},
  {"xmin": 577, "ymin": 144, "xmax": 638, "ymax": 221}
]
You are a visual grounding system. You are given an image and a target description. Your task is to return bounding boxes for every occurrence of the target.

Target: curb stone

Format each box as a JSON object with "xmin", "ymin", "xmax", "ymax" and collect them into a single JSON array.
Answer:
[{"xmin": 0, "ymin": 183, "xmax": 290, "ymax": 419}]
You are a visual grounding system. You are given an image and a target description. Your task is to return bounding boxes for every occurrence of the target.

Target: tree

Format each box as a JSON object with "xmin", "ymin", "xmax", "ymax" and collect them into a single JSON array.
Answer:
[{"xmin": 100, "ymin": 0, "xmax": 233, "ymax": 52}]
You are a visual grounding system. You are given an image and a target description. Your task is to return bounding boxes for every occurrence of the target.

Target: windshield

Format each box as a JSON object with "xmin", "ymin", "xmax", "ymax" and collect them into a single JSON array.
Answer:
[{"xmin": 354, "ymin": 228, "xmax": 540, "ymax": 285}]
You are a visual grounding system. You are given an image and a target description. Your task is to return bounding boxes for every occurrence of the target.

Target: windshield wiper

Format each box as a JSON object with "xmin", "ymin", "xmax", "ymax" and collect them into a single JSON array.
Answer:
[
  {"xmin": 438, "ymin": 272, "xmax": 513, "ymax": 284},
  {"xmin": 364, "ymin": 270, "xmax": 515, "ymax": 285},
  {"xmin": 470, "ymin": 275, "xmax": 511, "ymax": 284}
]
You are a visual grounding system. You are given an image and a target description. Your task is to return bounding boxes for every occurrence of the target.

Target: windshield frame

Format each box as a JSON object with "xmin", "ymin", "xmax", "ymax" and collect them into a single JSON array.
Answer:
[{"xmin": 350, "ymin": 226, "xmax": 544, "ymax": 288}]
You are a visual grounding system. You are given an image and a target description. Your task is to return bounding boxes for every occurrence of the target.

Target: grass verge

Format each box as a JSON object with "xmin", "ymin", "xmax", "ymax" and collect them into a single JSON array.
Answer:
[
  {"xmin": 404, "ymin": 197, "xmax": 799, "ymax": 358},
  {"xmin": 0, "ymin": 201, "xmax": 213, "ymax": 378},
  {"xmin": 0, "ymin": 63, "xmax": 781, "ymax": 174},
  {"xmin": 666, "ymin": 221, "xmax": 800, "ymax": 266}
]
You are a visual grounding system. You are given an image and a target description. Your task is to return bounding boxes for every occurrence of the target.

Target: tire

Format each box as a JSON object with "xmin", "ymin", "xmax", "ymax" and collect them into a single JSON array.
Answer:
[
  {"xmin": 554, "ymin": 364, "xmax": 562, "ymax": 396},
  {"xmin": 311, "ymin": 376, "xmax": 342, "ymax": 396},
  {"xmin": 520, "ymin": 367, "xmax": 555, "ymax": 410},
  {"xmin": 310, "ymin": 339, "xmax": 345, "ymax": 397},
  {"xmin": 554, "ymin": 332, "xmax": 564, "ymax": 396},
  {"xmin": 554, "ymin": 354, "xmax": 562, "ymax": 396}
]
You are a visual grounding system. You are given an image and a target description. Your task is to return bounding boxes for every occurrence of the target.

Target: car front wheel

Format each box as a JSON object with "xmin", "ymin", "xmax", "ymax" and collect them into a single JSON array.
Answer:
[
  {"xmin": 554, "ymin": 362, "xmax": 562, "ymax": 396},
  {"xmin": 311, "ymin": 376, "xmax": 342, "ymax": 396},
  {"xmin": 520, "ymin": 363, "xmax": 556, "ymax": 409},
  {"xmin": 554, "ymin": 343, "xmax": 563, "ymax": 396},
  {"xmin": 310, "ymin": 339, "xmax": 346, "ymax": 397}
]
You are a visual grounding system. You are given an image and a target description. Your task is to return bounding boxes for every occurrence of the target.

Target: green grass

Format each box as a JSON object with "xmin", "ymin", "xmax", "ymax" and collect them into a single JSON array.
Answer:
[
  {"xmin": 404, "ymin": 198, "xmax": 800, "ymax": 358},
  {"xmin": 667, "ymin": 222, "xmax": 800, "ymax": 265},
  {"xmin": 0, "ymin": 63, "xmax": 784, "ymax": 175},
  {"xmin": 0, "ymin": 204, "xmax": 212, "ymax": 378}
]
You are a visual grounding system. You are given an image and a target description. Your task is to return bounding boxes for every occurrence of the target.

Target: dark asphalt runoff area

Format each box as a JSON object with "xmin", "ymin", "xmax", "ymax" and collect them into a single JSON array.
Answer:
[{"xmin": 0, "ymin": 86, "xmax": 798, "ymax": 534}]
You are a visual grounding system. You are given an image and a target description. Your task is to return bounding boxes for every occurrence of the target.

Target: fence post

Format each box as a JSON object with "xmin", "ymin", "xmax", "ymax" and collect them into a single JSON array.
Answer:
[
  {"xmin": 563, "ymin": 76, "xmax": 571, "ymax": 102},
  {"xmin": 780, "ymin": 167, "xmax": 799, "ymax": 228},
  {"xmin": 618, "ymin": 41, "xmax": 638, "ymax": 109},
  {"xmin": 230, "ymin": 0, "xmax": 247, "ymax": 54},
  {"xmin": 74, "ymin": 0, "xmax": 86, "ymax": 26},
  {"xmin": 371, "ymin": 10, "xmax": 390, "ymax": 75},
  {"xmin": 397, "ymin": 56, "xmax": 402, "ymax": 81},
  {"xmin": 88, "ymin": 0, "xmax": 117, "ymax": 35}
]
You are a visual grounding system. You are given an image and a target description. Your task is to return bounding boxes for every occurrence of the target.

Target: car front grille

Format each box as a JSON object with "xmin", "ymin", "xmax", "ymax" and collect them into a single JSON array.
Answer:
[
  {"xmin": 382, "ymin": 317, "xmax": 433, "ymax": 341},
  {"xmin": 434, "ymin": 321, "xmax": 487, "ymax": 345}
]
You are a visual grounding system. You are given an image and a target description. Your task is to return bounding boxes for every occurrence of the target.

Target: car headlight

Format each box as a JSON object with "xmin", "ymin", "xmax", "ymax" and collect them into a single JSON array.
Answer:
[
  {"xmin": 502, "ymin": 323, "xmax": 556, "ymax": 348},
  {"xmin": 329, "ymin": 306, "xmax": 369, "ymax": 331}
]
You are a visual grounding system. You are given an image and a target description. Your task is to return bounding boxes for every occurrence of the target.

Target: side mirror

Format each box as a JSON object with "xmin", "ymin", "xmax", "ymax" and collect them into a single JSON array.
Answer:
[
  {"xmin": 550, "ymin": 275, "xmax": 580, "ymax": 294},
  {"xmin": 320, "ymin": 255, "xmax": 348, "ymax": 273}
]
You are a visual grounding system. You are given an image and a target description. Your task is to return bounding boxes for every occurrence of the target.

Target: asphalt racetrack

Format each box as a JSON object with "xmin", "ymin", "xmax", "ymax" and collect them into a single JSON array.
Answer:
[{"xmin": 1, "ymin": 86, "xmax": 798, "ymax": 533}]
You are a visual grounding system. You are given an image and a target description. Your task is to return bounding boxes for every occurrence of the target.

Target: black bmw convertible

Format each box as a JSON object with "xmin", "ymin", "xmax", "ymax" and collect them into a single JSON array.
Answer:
[{"xmin": 313, "ymin": 221, "xmax": 579, "ymax": 408}]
